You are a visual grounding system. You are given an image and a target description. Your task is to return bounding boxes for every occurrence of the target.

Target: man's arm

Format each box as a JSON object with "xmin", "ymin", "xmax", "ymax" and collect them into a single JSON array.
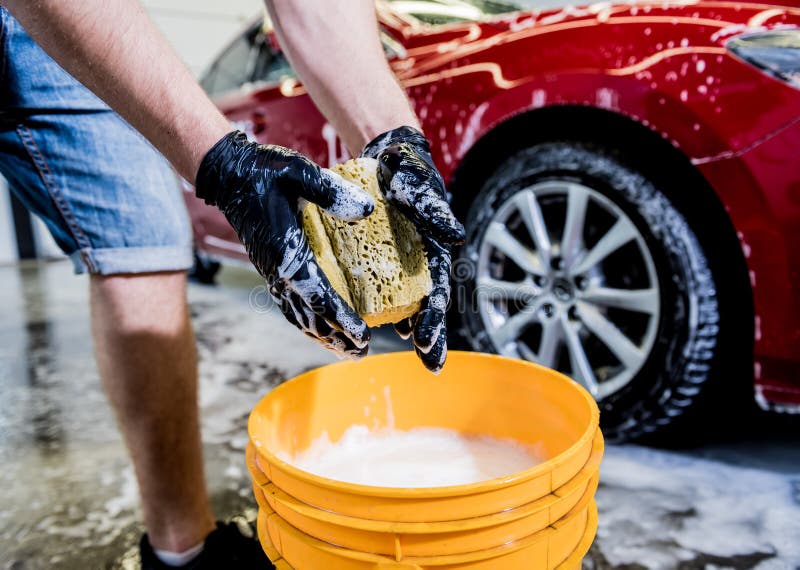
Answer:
[
  {"xmin": 4, "ymin": 0, "xmax": 230, "ymax": 181},
  {"xmin": 265, "ymin": 0, "xmax": 419, "ymax": 154},
  {"xmin": 5, "ymin": 0, "xmax": 416, "ymax": 177},
  {"xmin": 265, "ymin": 0, "xmax": 465, "ymax": 372},
  {"xmin": 4, "ymin": 0, "xmax": 462, "ymax": 369},
  {"xmin": 4, "ymin": 0, "xmax": 377, "ymax": 355}
]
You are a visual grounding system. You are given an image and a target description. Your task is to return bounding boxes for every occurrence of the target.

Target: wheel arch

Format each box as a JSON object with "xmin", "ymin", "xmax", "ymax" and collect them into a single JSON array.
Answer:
[{"xmin": 450, "ymin": 105, "xmax": 720, "ymax": 226}]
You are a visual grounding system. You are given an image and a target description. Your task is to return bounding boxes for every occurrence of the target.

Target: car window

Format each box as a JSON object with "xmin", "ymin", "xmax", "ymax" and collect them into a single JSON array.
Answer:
[
  {"xmin": 252, "ymin": 37, "xmax": 296, "ymax": 86},
  {"xmin": 387, "ymin": 0, "xmax": 520, "ymax": 24},
  {"xmin": 381, "ymin": 31, "xmax": 407, "ymax": 59},
  {"xmin": 250, "ymin": 29, "xmax": 402, "ymax": 85},
  {"xmin": 387, "ymin": 0, "xmax": 632, "ymax": 24},
  {"xmin": 201, "ymin": 24, "xmax": 262, "ymax": 96},
  {"xmin": 203, "ymin": 21, "xmax": 407, "ymax": 97}
]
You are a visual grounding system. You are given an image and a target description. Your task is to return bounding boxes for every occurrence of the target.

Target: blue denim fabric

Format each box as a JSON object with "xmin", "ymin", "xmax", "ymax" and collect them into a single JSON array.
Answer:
[{"xmin": 0, "ymin": 9, "xmax": 192, "ymax": 274}]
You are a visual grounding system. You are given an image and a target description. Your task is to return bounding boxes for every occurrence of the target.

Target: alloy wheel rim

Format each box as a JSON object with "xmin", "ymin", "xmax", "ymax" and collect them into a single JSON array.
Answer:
[{"xmin": 476, "ymin": 180, "xmax": 661, "ymax": 400}]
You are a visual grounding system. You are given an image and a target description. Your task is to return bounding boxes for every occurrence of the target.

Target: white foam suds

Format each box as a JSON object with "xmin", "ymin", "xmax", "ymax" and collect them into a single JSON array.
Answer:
[{"xmin": 280, "ymin": 425, "xmax": 543, "ymax": 487}]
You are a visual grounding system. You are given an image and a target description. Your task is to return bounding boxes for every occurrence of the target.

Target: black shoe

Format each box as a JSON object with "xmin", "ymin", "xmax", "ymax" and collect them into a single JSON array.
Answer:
[{"xmin": 140, "ymin": 520, "xmax": 275, "ymax": 569}]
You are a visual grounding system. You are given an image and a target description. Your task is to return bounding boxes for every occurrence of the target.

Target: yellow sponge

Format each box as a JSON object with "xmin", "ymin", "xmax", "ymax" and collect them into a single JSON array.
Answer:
[{"xmin": 303, "ymin": 158, "xmax": 431, "ymax": 326}]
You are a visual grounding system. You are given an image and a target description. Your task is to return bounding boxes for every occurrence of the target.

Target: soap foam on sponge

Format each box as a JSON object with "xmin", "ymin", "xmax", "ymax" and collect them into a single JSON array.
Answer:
[{"xmin": 281, "ymin": 425, "xmax": 543, "ymax": 488}]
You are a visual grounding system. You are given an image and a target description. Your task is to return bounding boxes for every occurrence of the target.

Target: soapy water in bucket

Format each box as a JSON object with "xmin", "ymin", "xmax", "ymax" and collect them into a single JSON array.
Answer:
[{"xmin": 279, "ymin": 425, "xmax": 544, "ymax": 488}]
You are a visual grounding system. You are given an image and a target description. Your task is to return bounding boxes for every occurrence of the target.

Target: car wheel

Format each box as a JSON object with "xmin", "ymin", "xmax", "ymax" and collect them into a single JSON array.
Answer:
[
  {"xmin": 452, "ymin": 143, "xmax": 726, "ymax": 442},
  {"xmin": 189, "ymin": 251, "xmax": 221, "ymax": 284}
]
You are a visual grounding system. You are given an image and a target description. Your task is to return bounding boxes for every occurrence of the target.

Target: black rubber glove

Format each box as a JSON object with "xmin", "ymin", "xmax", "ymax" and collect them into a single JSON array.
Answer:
[
  {"xmin": 362, "ymin": 126, "xmax": 465, "ymax": 373},
  {"xmin": 196, "ymin": 131, "xmax": 375, "ymax": 358}
]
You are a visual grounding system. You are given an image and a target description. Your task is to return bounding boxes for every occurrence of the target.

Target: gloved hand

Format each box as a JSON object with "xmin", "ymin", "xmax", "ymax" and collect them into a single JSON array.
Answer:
[
  {"xmin": 196, "ymin": 131, "xmax": 375, "ymax": 358},
  {"xmin": 362, "ymin": 126, "xmax": 465, "ymax": 373}
]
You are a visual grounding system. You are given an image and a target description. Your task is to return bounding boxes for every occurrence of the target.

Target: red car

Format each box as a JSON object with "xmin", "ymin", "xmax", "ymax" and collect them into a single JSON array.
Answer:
[{"xmin": 183, "ymin": 0, "xmax": 800, "ymax": 441}]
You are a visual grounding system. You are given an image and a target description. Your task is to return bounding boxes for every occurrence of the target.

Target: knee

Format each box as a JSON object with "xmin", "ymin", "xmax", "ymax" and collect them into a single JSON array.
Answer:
[{"xmin": 90, "ymin": 271, "xmax": 190, "ymax": 338}]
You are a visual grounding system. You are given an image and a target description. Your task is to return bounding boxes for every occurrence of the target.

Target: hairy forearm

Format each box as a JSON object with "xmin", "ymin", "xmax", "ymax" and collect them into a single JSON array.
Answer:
[
  {"xmin": 4, "ymin": 0, "xmax": 230, "ymax": 181},
  {"xmin": 265, "ymin": 0, "xmax": 419, "ymax": 154}
]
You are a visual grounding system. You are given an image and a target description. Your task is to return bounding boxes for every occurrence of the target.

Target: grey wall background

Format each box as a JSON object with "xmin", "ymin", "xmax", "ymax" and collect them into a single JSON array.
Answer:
[
  {"xmin": 142, "ymin": 0, "xmax": 263, "ymax": 76},
  {"xmin": 0, "ymin": 0, "xmax": 263, "ymax": 264}
]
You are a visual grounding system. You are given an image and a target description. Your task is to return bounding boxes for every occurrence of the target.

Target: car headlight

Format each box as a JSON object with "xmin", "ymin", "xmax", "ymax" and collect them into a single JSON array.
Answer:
[{"xmin": 726, "ymin": 29, "xmax": 800, "ymax": 90}]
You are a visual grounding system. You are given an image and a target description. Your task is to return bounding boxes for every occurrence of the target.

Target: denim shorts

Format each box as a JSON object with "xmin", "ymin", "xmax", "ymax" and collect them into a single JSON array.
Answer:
[{"xmin": 0, "ymin": 9, "xmax": 192, "ymax": 274}]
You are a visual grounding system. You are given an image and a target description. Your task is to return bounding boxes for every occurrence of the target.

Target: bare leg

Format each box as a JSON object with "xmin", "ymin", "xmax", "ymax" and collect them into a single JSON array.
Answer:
[{"xmin": 90, "ymin": 271, "xmax": 215, "ymax": 552}]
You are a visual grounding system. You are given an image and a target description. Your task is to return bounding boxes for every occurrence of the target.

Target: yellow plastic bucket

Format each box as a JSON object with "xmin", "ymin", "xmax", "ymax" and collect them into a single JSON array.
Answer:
[
  {"xmin": 255, "ymin": 480, "xmax": 597, "ymax": 570},
  {"xmin": 255, "ymin": 502, "xmax": 597, "ymax": 570},
  {"xmin": 257, "ymin": 502, "xmax": 597, "ymax": 570},
  {"xmin": 246, "ymin": 428, "xmax": 602, "ymax": 557},
  {"xmin": 247, "ymin": 351, "xmax": 601, "ymax": 568}
]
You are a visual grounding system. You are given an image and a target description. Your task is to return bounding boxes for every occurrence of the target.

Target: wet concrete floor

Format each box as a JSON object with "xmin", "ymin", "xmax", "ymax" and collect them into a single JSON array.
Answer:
[{"xmin": 1, "ymin": 260, "xmax": 798, "ymax": 569}]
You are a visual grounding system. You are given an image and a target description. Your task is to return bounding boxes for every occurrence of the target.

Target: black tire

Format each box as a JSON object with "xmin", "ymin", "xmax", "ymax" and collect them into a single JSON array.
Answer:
[
  {"xmin": 451, "ymin": 143, "xmax": 739, "ymax": 443},
  {"xmin": 189, "ymin": 251, "xmax": 221, "ymax": 284}
]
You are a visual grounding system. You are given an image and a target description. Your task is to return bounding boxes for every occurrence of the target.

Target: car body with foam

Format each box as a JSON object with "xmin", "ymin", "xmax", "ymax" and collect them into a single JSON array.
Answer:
[{"xmin": 183, "ymin": 0, "xmax": 800, "ymax": 441}]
